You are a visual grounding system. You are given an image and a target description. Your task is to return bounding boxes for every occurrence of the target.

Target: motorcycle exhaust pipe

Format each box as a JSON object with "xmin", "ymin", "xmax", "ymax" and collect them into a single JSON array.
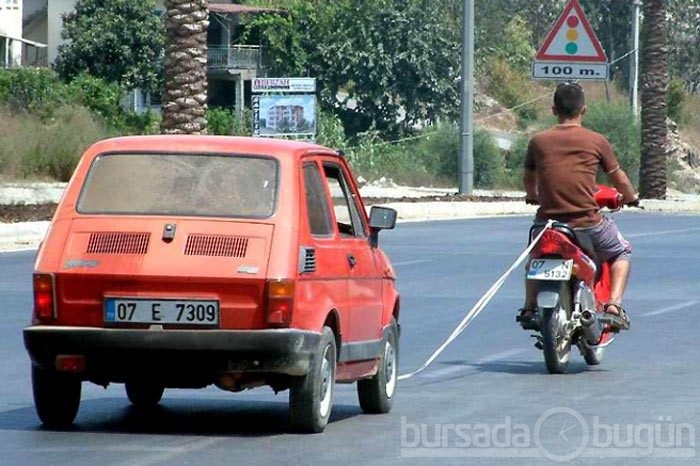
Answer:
[{"xmin": 580, "ymin": 310, "xmax": 603, "ymax": 345}]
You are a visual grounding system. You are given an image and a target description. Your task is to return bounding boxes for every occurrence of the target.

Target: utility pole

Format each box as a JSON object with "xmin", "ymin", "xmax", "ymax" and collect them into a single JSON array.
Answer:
[
  {"xmin": 458, "ymin": 0, "xmax": 474, "ymax": 194},
  {"xmin": 630, "ymin": 0, "xmax": 642, "ymax": 119}
]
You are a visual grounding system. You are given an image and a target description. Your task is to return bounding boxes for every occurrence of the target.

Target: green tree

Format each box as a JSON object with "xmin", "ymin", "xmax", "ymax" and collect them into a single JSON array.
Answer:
[
  {"xmin": 55, "ymin": 0, "xmax": 165, "ymax": 93},
  {"xmin": 243, "ymin": 0, "xmax": 461, "ymax": 138},
  {"xmin": 667, "ymin": 0, "xmax": 700, "ymax": 91}
]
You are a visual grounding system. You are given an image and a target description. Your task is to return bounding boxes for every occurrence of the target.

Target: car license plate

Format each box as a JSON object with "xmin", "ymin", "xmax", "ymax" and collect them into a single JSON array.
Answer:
[
  {"xmin": 104, "ymin": 298, "xmax": 219, "ymax": 326},
  {"xmin": 527, "ymin": 259, "xmax": 573, "ymax": 281}
]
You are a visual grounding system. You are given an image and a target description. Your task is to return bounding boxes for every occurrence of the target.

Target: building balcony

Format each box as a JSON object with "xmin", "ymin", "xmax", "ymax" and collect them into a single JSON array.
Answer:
[{"xmin": 207, "ymin": 45, "xmax": 267, "ymax": 71}]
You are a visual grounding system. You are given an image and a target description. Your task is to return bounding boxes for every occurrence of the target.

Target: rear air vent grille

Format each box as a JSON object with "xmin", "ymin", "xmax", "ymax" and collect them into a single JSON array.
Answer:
[
  {"xmin": 87, "ymin": 232, "xmax": 150, "ymax": 254},
  {"xmin": 185, "ymin": 235, "xmax": 249, "ymax": 257},
  {"xmin": 299, "ymin": 247, "xmax": 316, "ymax": 273}
]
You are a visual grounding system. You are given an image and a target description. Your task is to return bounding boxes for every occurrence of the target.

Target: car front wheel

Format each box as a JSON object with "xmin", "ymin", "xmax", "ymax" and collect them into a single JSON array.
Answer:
[
  {"xmin": 289, "ymin": 326, "xmax": 336, "ymax": 433},
  {"xmin": 357, "ymin": 319, "xmax": 398, "ymax": 414}
]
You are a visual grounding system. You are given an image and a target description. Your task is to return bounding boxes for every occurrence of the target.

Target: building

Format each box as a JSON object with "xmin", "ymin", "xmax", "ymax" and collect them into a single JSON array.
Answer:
[
  {"xmin": 1, "ymin": 0, "xmax": 45, "ymax": 68},
  {"xmin": 20, "ymin": 0, "xmax": 275, "ymax": 115}
]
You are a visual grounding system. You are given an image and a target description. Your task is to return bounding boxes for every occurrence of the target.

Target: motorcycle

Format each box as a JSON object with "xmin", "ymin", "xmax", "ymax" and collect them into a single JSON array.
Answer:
[{"xmin": 518, "ymin": 185, "xmax": 631, "ymax": 374}]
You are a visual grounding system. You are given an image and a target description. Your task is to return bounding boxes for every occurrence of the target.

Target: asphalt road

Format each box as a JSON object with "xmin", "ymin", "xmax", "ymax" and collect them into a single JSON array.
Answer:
[{"xmin": 1, "ymin": 213, "xmax": 699, "ymax": 465}]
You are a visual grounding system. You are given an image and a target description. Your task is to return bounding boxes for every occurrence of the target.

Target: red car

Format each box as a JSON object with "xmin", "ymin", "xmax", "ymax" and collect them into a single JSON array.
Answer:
[{"xmin": 23, "ymin": 135, "xmax": 399, "ymax": 433}]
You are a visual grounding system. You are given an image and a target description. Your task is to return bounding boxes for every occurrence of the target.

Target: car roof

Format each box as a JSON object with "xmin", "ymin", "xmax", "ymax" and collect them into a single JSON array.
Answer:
[{"xmin": 83, "ymin": 135, "xmax": 340, "ymax": 162}]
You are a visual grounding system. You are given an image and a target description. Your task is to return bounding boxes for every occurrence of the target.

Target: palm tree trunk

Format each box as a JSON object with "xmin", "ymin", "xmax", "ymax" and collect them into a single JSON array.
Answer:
[
  {"xmin": 161, "ymin": 0, "xmax": 209, "ymax": 134},
  {"xmin": 639, "ymin": 0, "xmax": 668, "ymax": 199}
]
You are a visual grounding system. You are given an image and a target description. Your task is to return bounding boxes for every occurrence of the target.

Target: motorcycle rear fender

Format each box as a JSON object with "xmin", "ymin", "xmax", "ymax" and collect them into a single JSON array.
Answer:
[{"xmin": 536, "ymin": 281, "xmax": 565, "ymax": 309}]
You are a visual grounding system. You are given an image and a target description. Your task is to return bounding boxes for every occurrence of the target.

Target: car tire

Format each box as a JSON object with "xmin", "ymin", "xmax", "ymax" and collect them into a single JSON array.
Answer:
[
  {"xmin": 289, "ymin": 326, "xmax": 336, "ymax": 433},
  {"xmin": 125, "ymin": 381, "xmax": 165, "ymax": 408},
  {"xmin": 31, "ymin": 365, "xmax": 81, "ymax": 428},
  {"xmin": 357, "ymin": 318, "xmax": 398, "ymax": 414}
]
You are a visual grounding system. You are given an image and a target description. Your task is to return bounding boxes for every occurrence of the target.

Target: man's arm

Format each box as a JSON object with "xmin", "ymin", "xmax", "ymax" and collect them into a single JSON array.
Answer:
[
  {"xmin": 524, "ymin": 168, "xmax": 538, "ymax": 204},
  {"xmin": 607, "ymin": 167, "xmax": 638, "ymax": 204}
]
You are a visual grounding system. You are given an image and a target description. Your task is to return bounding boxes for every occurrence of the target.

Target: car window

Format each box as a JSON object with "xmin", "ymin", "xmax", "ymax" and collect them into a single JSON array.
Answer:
[
  {"xmin": 77, "ymin": 153, "xmax": 278, "ymax": 218},
  {"xmin": 323, "ymin": 164, "xmax": 366, "ymax": 238},
  {"xmin": 303, "ymin": 163, "xmax": 333, "ymax": 236}
]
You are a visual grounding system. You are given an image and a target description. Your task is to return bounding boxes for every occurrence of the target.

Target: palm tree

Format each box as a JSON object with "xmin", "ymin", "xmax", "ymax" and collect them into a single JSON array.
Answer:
[
  {"xmin": 161, "ymin": 0, "xmax": 209, "ymax": 134},
  {"xmin": 639, "ymin": 0, "xmax": 668, "ymax": 199}
]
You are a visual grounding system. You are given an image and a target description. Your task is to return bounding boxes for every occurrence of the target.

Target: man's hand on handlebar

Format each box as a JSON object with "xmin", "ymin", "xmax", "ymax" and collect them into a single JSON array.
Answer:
[{"xmin": 525, "ymin": 197, "xmax": 539, "ymax": 206}]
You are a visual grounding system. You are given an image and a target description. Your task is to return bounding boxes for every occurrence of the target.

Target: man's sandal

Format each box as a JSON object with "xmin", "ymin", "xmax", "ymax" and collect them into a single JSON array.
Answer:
[
  {"xmin": 516, "ymin": 307, "xmax": 539, "ymax": 331},
  {"xmin": 601, "ymin": 302, "xmax": 631, "ymax": 330}
]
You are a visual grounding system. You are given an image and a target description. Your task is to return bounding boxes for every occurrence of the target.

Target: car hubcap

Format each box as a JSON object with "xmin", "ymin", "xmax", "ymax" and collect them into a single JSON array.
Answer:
[
  {"xmin": 384, "ymin": 341, "xmax": 396, "ymax": 398},
  {"xmin": 319, "ymin": 346, "xmax": 333, "ymax": 418}
]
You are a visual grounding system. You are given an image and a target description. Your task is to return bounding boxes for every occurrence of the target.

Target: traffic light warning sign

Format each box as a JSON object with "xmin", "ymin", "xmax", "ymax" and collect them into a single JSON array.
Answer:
[
  {"xmin": 532, "ymin": 0, "xmax": 608, "ymax": 80},
  {"xmin": 536, "ymin": 0, "xmax": 607, "ymax": 62}
]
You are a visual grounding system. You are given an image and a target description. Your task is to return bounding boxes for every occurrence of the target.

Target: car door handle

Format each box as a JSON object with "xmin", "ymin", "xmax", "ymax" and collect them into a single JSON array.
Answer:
[{"xmin": 347, "ymin": 253, "xmax": 357, "ymax": 267}]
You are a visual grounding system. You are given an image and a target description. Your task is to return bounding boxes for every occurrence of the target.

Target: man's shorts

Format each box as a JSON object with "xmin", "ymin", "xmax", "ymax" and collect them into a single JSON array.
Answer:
[
  {"xmin": 576, "ymin": 217, "xmax": 631, "ymax": 263},
  {"xmin": 532, "ymin": 217, "xmax": 632, "ymax": 263}
]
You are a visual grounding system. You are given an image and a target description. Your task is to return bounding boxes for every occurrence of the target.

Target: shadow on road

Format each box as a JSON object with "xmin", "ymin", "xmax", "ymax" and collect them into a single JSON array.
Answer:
[
  {"xmin": 0, "ymin": 397, "xmax": 362, "ymax": 436},
  {"xmin": 404, "ymin": 359, "xmax": 610, "ymax": 387}
]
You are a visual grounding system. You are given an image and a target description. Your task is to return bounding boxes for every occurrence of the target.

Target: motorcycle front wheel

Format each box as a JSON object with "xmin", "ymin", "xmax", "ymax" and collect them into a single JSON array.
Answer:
[{"xmin": 540, "ymin": 282, "xmax": 572, "ymax": 374}]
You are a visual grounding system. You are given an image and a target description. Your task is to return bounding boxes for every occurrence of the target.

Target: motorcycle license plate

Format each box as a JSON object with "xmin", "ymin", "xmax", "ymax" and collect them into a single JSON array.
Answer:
[{"xmin": 527, "ymin": 259, "xmax": 573, "ymax": 280}]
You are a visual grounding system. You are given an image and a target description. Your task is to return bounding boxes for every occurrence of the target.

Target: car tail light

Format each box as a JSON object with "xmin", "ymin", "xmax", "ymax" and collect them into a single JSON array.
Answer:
[
  {"xmin": 33, "ymin": 273, "xmax": 56, "ymax": 322},
  {"xmin": 266, "ymin": 279, "xmax": 295, "ymax": 327}
]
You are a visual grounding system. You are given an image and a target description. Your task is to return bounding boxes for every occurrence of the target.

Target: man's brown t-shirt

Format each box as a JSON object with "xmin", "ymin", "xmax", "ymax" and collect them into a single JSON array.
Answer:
[{"xmin": 524, "ymin": 125, "xmax": 620, "ymax": 228}]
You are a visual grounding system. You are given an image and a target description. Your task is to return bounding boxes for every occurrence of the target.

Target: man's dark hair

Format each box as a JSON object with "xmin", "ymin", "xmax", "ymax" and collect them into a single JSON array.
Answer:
[{"xmin": 553, "ymin": 83, "xmax": 585, "ymax": 118}]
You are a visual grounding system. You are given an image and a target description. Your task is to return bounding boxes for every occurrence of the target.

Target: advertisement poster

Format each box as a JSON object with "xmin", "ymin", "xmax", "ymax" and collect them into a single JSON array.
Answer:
[{"xmin": 254, "ymin": 94, "xmax": 316, "ymax": 138}]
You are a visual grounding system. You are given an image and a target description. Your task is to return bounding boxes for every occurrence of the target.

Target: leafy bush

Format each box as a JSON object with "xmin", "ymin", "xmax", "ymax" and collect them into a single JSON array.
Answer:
[
  {"xmin": 0, "ymin": 106, "xmax": 108, "ymax": 181},
  {"xmin": 66, "ymin": 73, "xmax": 123, "ymax": 124},
  {"xmin": 206, "ymin": 107, "xmax": 252, "ymax": 136},
  {"xmin": 583, "ymin": 101, "xmax": 640, "ymax": 186},
  {"xmin": 316, "ymin": 111, "xmax": 348, "ymax": 150},
  {"xmin": 667, "ymin": 77, "xmax": 687, "ymax": 125},
  {"xmin": 482, "ymin": 57, "xmax": 538, "ymax": 128},
  {"xmin": 0, "ymin": 68, "xmax": 67, "ymax": 119}
]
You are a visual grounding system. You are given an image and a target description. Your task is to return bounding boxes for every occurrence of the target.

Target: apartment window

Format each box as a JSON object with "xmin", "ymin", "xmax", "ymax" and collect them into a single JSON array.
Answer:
[{"xmin": 6, "ymin": 0, "xmax": 19, "ymax": 9}]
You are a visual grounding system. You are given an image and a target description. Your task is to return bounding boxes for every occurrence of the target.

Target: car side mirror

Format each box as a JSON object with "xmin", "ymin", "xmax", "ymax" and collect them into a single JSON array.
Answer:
[
  {"xmin": 368, "ymin": 206, "xmax": 397, "ymax": 247},
  {"xmin": 369, "ymin": 206, "xmax": 397, "ymax": 230}
]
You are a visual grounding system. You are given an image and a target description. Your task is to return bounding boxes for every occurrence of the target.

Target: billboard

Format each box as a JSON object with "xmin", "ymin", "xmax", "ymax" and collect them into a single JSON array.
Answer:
[{"xmin": 252, "ymin": 77, "xmax": 316, "ymax": 140}]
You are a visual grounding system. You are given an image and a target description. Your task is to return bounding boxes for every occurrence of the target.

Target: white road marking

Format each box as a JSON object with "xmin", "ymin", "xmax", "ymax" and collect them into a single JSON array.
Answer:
[
  {"xmin": 391, "ymin": 259, "xmax": 432, "ymax": 266},
  {"xmin": 626, "ymin": 227, "xmax": 700, "ymax": 239},
  {"xmin": 644, "ymin": 300, "xmax": 699, "ymax": 317}
]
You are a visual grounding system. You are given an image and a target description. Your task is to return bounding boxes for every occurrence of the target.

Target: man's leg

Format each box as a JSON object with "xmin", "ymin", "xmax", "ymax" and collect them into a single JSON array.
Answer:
[{"xmin": 608, "ymin": 258, "xmax": 631, "ymax": 307}]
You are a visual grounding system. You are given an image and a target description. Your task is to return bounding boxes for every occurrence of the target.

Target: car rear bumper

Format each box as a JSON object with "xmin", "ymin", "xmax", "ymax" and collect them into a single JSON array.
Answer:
[{"xmin": 24, "ymin": 326, "xmax": 321, "ymax": 377}]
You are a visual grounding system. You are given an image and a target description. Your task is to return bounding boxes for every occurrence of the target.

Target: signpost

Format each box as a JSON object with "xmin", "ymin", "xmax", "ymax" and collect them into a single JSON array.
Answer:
[{"xmin": 532, "ymin": 0, "xmax": 608, "ymax": 81}]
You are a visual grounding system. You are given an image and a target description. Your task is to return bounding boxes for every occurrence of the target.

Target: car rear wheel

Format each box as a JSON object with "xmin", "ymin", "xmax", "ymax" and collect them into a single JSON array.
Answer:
[
  {"xmin": 32, "ymin": 365, "xmax": 81, "ymax": 428},
  {"xmin": 357, "ymin": 319, "xmax": 398, "ymax": 414},
  {"xmin": 289, "ymin": 326, "xmax": 336, "ymax": 433},
  {"xmin": 125, "ymin": 381, "xmax": 165, "ymax": 408}
]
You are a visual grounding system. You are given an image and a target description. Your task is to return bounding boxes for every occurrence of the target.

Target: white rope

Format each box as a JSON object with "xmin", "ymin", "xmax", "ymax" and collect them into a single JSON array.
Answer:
[{"xmin": 397, "ymin": 219, "xmax": 554, "ymax": 380}]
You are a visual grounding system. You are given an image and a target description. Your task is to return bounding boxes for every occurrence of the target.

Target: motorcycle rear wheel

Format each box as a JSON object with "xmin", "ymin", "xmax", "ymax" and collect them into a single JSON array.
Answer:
[{"xmin": 540, "ymin": 282, "xmax": 572, "ymax": 374}]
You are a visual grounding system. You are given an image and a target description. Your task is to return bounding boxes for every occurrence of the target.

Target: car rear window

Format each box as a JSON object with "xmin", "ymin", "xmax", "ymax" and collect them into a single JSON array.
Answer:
[{"xmin": 77, "ymin": 153, "xmax": 278, "ymax": 218}]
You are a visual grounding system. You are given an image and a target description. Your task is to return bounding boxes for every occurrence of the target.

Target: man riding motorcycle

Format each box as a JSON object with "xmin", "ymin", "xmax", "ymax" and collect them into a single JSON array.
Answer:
[{"xmin": 518, "ymin": 82, "xmax": 638, "ymax": 331}]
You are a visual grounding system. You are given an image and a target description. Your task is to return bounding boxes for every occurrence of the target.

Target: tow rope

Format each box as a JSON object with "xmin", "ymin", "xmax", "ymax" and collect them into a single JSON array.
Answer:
[{"xmin": 398, "ymin": 220, "xmax": 554, "ymax": 380}]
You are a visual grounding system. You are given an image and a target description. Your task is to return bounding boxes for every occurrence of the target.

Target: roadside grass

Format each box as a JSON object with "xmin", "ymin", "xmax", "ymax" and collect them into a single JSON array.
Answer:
[{"xmin": 0, "ymin": 106, "xmax": 108, "ymax": 182}]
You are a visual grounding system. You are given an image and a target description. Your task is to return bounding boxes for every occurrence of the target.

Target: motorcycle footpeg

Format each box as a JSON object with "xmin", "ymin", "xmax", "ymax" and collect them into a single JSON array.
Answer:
[{"xmin": 531, "ymin": 335, "xmax": 544, "ymax": 350}]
